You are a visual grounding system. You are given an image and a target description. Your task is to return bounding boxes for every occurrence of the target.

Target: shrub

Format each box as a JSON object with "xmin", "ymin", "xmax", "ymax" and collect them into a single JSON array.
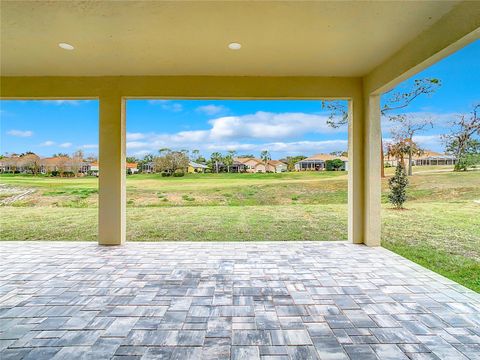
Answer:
[
  {"xmin": 388, "ymin": 162, "xmax": 408, "ymax": 209},
  {"xmin": 326, "ymin": 159, "xmax": 345, "ymax": 171},
  {"xmin": 173, "ymin": 171, "xmax": 185, "ymax": 177},
  {"xmin": 161, "ymin": 172, "xmax": 171, "ymax": 177},
  {"xmin": 455, "ymin": 154, "xmax": 480, "ymax": 171}
]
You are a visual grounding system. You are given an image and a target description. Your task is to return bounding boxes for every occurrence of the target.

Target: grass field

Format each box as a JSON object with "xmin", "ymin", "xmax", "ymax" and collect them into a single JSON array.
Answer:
[{"xmin": 1, "ymin": 166, "xmax": 479, "ymax": 291}]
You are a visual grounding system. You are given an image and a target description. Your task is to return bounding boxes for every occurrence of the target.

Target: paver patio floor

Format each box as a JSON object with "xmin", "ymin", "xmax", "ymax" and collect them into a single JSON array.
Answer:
[{"xmin": 0, "ymin": 241, "xmax": 479, "ymax": 360}]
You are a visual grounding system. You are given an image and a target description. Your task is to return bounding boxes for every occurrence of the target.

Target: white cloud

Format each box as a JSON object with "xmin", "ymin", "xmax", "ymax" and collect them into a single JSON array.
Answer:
[
  {"xmin": 42, "ymin": 100, "xmax": 81, "ymax": 106},
  {"xmin": 40, "ymin": 140, "xmax": 55, "ymax": 146},
  {"xmin": 59, "ymin": 142, "xmax": 72, "ymax": 148},
  {"xmin": 7, "ymin": 129, "xmax": 33, "ymax": 137},
  {"xmin": 127, "ymin": 132, "xmax": 147, "ymax": 141},
  {"xmin": 148, "ymin": 100, "xmax": 183, "ymax": 112},
  {"xmin": 126, "ymin": 141, "xmax": 149, "ymax": 149},
  {"xmin": 207, "ymin": 112, "xmax": 343, "ymax": 141},
  {"xmin": 196, "ymin": 104, "xmax": 228, "ymax": 115},
  {"xmin": 413, "ymin": 134, "xmax": 444, "ymax": 152},
  {"xmin": 204, "ymin": 140, "xmax": 348, "ymax": 154},
  {"xmin": 125, "ymin": 111, "xmax": 348, "ymax": 158},
  {"xmin": 82, "ymin": 144, "xmax": 98, "ymax": 149}
]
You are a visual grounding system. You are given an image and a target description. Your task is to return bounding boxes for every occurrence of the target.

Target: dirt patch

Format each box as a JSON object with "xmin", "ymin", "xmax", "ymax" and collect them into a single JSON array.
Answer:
[{"xmin": 0, "ymin": 184, "xmax": 36, "ymax": 205}]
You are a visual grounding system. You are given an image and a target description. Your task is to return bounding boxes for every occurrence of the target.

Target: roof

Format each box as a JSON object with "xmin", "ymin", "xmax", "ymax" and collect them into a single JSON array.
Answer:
[
  {"xmin": 41, "ymin": 156, "xmax": 71, "ymax": 165},
  {"xmin": 1, "ymin": 1, "xmax": 461, "ymax": 77},
  {"xmin": 268, "ymin": 160, "xmax": 287, "ymax": 166},
  {"xmin": 234, "ymin": 157, "xmax": 262, "ymax": 165},
  {"xmin": 297, "ymin": 154, "xmax": 348, "ymax": 163},
  {"xmin": 189, "ymin": 161, "xmax": 208, "ymax": 169},
  {"xmin": 126, "ymin": 162, "xmax": 138, "ymax": 169},
  {"xmin": 413, "ymin": 151, "xmax": 442, "ymax": 160}
]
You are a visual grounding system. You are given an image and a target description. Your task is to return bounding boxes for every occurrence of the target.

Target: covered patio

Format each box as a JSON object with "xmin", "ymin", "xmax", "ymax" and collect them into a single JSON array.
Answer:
[
  {"xmin": 1, "ymin": 241, "xmax": 479, "ymax": 359},
  {"xmin": 1, "ymin": 1, "xmax": 479, "ymax": 358}
]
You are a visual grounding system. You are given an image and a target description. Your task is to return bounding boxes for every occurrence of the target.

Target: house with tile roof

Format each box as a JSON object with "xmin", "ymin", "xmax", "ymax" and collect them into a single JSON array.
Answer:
[
  {"xmin": 234, "ymin": 158, "xmax": 287, "ymax": 173},
  {"xmin": 384, "ymin": 150, "xmax": 457, "ymax": 167}
]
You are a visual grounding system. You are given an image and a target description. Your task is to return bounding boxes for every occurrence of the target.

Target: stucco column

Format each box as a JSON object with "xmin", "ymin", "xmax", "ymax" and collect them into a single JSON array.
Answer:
[
  {"xmin": 364, "ymin": 94, "xmax": 382, "ymax": 246},
  {"xmin": 348, "ymin": 98, "xmax": 364, "ymax": 244},
  {"xmin": 98, "ymin": 95, "xmax": 126, "ymax": 245}
]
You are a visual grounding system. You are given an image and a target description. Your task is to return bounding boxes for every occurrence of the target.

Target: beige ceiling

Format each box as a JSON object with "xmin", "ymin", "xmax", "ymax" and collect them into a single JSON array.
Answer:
[{"xmin": 1, "ymin": 0, "xmax": 461, "ymax": 77}]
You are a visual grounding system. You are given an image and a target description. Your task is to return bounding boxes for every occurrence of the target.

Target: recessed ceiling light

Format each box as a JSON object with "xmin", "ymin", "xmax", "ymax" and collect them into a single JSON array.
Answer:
[
  {"xmin": 58, "ymin": 43, "xmax": 74, "ymax": 50},
  {"xmin": 228, "ymin": 42, "xmax": 241, "ymax": 50}
]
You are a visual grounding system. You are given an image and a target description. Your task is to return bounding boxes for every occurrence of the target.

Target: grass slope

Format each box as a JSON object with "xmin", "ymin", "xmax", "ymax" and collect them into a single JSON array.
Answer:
[{"xmin": 1, "ymin": 167, "xmax": 479, "ymax": 291}]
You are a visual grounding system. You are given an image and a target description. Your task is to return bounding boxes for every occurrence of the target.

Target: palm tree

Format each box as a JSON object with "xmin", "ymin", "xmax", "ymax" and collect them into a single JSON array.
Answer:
[
  {"xmin": 226, "ymin": 150, "xmax": 237, "ymax": 172},
  {"xmin": 260, "ymin": 150, "xmax": 271, "ymax": 173},
  {"xmin": 158, "ymin": 148, "xmax": 171, "ymax": 155},
  {"xmin": 210, "ymin": 152, "xmax": 223, "ymax": 173},
  {"xmin": 191, "ymin": 149, "xmax": 200, "ymax": 161}
]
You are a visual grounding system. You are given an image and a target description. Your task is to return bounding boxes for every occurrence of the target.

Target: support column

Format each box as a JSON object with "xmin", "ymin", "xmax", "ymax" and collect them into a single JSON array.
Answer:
[
  {"xmin": 99, "ymin": 95, "xmax": 126, "ymax": 245},
  {"xmin": 349, "ymin": 93, "xmax": 381, "ymax": 246},
  {"xmin": 348, "ymin": 99, "xmax": 364, "ymax": 244},
  {"xmin": 364, "ymin": 94, "xmax": 382, "ymax": 246}
]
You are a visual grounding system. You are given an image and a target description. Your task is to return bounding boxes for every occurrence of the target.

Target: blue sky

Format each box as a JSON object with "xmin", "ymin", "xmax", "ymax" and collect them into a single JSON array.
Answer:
[{"xmin": 1, "ymin": 40, "xmax": 478, "ymax": 159}]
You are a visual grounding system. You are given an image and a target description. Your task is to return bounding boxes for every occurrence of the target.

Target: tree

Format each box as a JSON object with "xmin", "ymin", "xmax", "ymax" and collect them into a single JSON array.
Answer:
[
  {"xmin": 260, "ymin": 150, "xmax": 271, "ymax": 173},
  {"xmin": 225, "ymin": 150, "xmax": 237, "ymax": 172},
  {"xmin": 386, "ymin": 138, "xmax": 421, "ymax": 167},
  {"xmin": 330, "ymin": 150, "xmax": 348, "ymax": 157},
  {"xmin": 223, "ymin": 150, "xmax": 236, "ymax": 173},
  {"xmin": 237, "ymin": 154, "xmax": 255, "ymax": 158},
  {"xmin": 444, "ymin": 103, "xmax": 480, "ymax": 171},
  {"xmin": 70, "ymin": 150, "xmax": 84, "ymax": 177},
  {"xmin": 388, "ymin": 162, "xmax": 408, "ymax": 209},
  {"xmin": 154, "ymin": 151, "xmax": 188, "ymax": 175},
  {"xmin": 326, "ymin": 158, "xmax": 345, "ymax": 171},
  {"xmin": 210, "ymin": 152, "xmax": 223, "ymax": 173},
  {"xmin": 191, "ymin": 149, "xmax": 200, "ymax": 161},
  {"xmin": 158, "ymin": 148, "xmax": 171, "ymax": 156},
  {"xmin": 52, "ymin": 153, "xmax": 69, "ymax": 158},
  {"xmin": 284, "ymin": 155, "xmax": 306, "ymax": 171},
  {"xmin": 126, "ymin": 156, "xmax": 138, "ymax": 163},
  {"xmin": 323, "ymin": 78, "xmax": 441, "ymax": 177},
  {"xmin": 7, "ymin": 156, "xmax": 20, "ymax": 174},
  {"xmin": 389, "ymin": 114, "xmax": 432, "ymax": 175},
  {"xmin": 143, "ymin": 154, "xmax": 155, "ymax": 163},
  {"xmin": 55, "ymin": 156, "xmax": 69, "ymax": 177},
  {"xmin": 19, "ymin": 153, "xmax": 41, "ymax": 175}
]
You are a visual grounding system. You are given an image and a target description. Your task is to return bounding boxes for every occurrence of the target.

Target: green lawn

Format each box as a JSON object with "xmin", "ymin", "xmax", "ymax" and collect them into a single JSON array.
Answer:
[{"xmin": 1, "ymin": 167, "xmax": 479, "ymax": 291}]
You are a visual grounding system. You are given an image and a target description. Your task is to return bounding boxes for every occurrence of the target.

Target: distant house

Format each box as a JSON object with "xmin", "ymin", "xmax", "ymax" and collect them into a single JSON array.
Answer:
[
  {"xmin": 413, "ymin": 151, "xmax": 457, "ymax": 166},
  {"xmin": 269, "ymin": 160, "xmax": 288, "ymax": 173},
  {"xmin": 235, "ymin": 158, "xmax": 262, "ymax": 172},
  {"xmin": 188, "ymin": 161, "xmax": 208, "ymax": 173},
  {"xmin": 234, "ymin": 158, "xmax": 287, "ymax": 173},
  {"xmin": 295, "ymin": 154, "xmax": 348, "ymax": 171},
  {"xmin": 89, "ymin": 162, "xmax": 99, "ymax": 175},
  {"xmin": 384, "ymin": 151, "xmax": 457, "ymax": 167},
  {"xmin": 40, "ymin": 156, "xmax": 75, "ymax": 174},
  {"xmin": 0, "ymin": 153, "xmax": 41, "ymax": 174},
  {"xmin": 126, "ymin": 162, "xmax": 139, "ymax": 174},
  {"xmin": 84, "ymin": 161, "xmax": 138, "ymax": 176},
  {"xmin": 142, "ymin": 162, "xmax": 154, "ymax": 173},
  {"xmin": 230, "ymin": 160, "xmax": 248, "ymax": 173}
]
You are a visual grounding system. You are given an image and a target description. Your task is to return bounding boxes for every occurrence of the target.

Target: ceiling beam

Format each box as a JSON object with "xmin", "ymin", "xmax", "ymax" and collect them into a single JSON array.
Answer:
[{"xmin": 0, "ymin": 76, "xmax": 361, "ymax": 100}]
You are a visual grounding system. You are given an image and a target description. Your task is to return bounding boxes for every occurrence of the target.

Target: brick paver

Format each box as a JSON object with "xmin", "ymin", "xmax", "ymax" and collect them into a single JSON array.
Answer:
[{"xmin": 0, "ymin": 241, "xmax": 479, "ymax": 359}]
